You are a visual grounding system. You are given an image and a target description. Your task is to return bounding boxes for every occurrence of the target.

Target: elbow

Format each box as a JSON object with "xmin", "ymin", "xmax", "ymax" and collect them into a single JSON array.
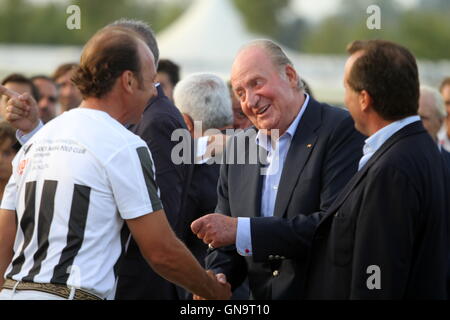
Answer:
[{"xmin": 142, "ymin": 240, "xmax": 183, "ymax": 275}]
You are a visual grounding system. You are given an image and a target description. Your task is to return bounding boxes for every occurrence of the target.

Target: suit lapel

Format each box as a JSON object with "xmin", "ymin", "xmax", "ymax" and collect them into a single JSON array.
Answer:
[
  {"xmin": 273, "ymin": 98, "xmax": 322, "ymax": 218},
  {"xmin": 247, "ymin": 161, "xmax": 264, "ymax": 218},
  {"xmin": 247, "ymin": 130, "xmax": 265, "ymax": 217},
  {"xmin": 319, "ymin": 121, "xmax": 426, "ymax": 225}
]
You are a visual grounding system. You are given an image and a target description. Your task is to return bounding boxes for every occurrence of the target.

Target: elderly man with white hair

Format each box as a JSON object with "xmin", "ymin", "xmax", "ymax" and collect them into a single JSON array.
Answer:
[
  {"xmin": 173, "ymin": 73, "xmax": 247, "ymax": 299},
  {"xmin": 174, "ymin": 73, "xmax": 233, "ymax": 139},
  {"xmin": 419, "ymin": 86, "xmax": 448, "ymax": 146}
]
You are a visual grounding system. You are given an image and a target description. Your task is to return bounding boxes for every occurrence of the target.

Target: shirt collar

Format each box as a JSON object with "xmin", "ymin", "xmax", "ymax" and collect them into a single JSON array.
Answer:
[
  {"xmin": 256, "ymin": 94, "xmax": 310, "ymax": 151},
  {"xmin": 363, "ymin": 115, "xmax": 421, "ymax": 156}
]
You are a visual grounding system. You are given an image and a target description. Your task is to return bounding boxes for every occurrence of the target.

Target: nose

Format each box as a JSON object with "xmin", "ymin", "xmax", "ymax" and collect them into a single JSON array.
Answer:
[
  {"xmin": 246, "ymin": 91, "xmax": 260, "ymax": 109},
  {"xmin": 39, "ymin": 98, "xmax": 48, "ymax": 109}
]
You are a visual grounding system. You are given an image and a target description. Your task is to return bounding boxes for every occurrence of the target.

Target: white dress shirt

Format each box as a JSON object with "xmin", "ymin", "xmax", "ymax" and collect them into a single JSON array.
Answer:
[
  {"xmin": 236, "ymin": 94, "xmax": 310, "ymax": 256},
  {"xmin": 358, "ymin": 115, "xmax": 421, "ymax": 171}
]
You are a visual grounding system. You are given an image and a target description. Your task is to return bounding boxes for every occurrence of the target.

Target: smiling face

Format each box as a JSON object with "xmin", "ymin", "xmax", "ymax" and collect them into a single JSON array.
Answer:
[{"xmin": 231, "ymin": 46, "xmax": 301, "ymax": 136}]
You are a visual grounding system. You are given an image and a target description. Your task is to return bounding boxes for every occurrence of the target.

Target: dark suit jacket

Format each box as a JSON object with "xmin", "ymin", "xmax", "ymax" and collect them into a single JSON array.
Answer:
[
  {"xmin": 305, "ymin": 122, "xmax": 449, "ymax": 299},
  {"xmin": 442, "ymin": 148, "xmax": 450, "ymax": 169},
  {"xmin": 442, "ymin": 148, "xmax": 450, "ymax": 298},
  {"xmin": 115, "ymin": 85, "xmax": 192, "ymax": 300},
  {"xmin": 183, "ymin": 162, "xmax": 221, "ymax": 265},
  {"xmin": 206, "ymin": 98, "xmax": 365, "ymax": 299}
]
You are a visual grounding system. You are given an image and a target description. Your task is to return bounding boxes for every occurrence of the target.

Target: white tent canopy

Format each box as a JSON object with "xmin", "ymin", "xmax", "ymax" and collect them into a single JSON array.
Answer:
[
  {"xmin": 156, "ymin": 0, "xmax": 351, "ymax": 102},
  {"xmin": 157, "ymin": 0, "xmax": 263, "ymax": 77}
]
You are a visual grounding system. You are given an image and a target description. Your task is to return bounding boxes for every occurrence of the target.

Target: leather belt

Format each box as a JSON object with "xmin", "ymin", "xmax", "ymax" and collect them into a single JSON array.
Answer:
[{"xmin": 2, "ymin": 279, "xmax": 102, "ymax": 300}]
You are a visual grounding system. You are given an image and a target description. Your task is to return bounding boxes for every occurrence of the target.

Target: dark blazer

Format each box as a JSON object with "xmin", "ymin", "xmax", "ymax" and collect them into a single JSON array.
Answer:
[
  {"xmin": 305, "ymin": 122, "xmax": 449, "ymax": 299},
  {"xmin": 183, "ymin": 162, "xmax": 221, "ymax": 265},
  {"xmin": 115, "ymin": 85, "xmax": 192, "ymax": 300},
  {"xmin": 442, "ymin": 148, "xmax": 450, "ymax": 298},
  {"xmin": 206, "ymin": 98, "xmax": 365, "ymax": 299},
  {"xmin": 442, "ymin": 148, "xmax": 450, "ymax": 168}
]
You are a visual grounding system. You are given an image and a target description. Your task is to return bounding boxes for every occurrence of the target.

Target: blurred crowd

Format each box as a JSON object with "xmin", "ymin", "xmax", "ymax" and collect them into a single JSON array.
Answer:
[{"xmin": 0, "ymin": 18, "xmax": 449, "ymax": 301}]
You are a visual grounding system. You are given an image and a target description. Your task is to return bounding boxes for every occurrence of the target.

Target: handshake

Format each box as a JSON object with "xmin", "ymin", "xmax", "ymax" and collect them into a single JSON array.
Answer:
[
  {"xmin": 191, "ymin": 213, "xmax": 239, "ymax": 300},
  {"xmin": 196, "ymin": 270, "xmax": 231, "ymax": 300}
]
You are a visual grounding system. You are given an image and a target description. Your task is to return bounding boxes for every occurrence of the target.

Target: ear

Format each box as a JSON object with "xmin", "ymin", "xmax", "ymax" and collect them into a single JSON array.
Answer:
[
  {"xmin": 121, "ymin": 71, "xmax": 135, "ymax": 94},
  {"xmin": 284, "ymin": 65, "xmax": 298, "ymax": 88},
  {"xmin": 359, "ymin": 90, "xmax": 373, "ymax": 113},
  {"xmin": 182, "ymin": 113, "xmax": 194, "ymax": 136}
]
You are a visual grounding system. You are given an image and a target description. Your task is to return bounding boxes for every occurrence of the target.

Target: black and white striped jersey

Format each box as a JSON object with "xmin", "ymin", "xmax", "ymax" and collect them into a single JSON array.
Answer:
[{"xmin": 0, "ymin": 108, "xmax": 163, "ymax": 299}]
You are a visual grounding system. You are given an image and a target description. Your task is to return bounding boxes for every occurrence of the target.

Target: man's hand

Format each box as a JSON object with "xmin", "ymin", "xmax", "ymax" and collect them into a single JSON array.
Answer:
[
  {"xmin": 194, "ymin": 272, "xmax": 231, "ymax": 300},
  {"xmin": 0, "ymin": 85, "xmax": 40, "ymax": 133},
  {"xmin": 191, "ymin": 214, "xmax": 237, "ymax": 248}
]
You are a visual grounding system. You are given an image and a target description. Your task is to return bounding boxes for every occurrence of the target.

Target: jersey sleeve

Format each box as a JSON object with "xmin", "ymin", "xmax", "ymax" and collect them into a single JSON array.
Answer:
[
  {"xmin": 105, "ymin": 142, "xmax": 163, "ymax": 220},
  {"xmin": 1, "ymin": 173, "xmax": 17, "ymax": 211}
]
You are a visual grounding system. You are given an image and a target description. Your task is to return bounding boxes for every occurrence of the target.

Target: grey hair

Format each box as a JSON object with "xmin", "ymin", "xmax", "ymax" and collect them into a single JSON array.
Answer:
[
  {"xmin": 239, "ymin": 39, "xmax": 303, "ymax": 90},
  {"xmin": 420, "ymin": 85, "xmax": 447, "ymax": 119},
  {"xmin": 109, "ymin": 18, "xmax": 160, "ymax": 66},
  {"xmin": 174, "ymin": 73, "xmax": 233, "ymax": 131}
]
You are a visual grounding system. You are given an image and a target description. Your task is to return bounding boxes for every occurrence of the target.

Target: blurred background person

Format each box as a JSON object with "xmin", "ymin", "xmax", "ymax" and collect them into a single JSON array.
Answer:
[
  {"xmin": 302, "ymin": 79, "xmax": 315, "ymax": 99},
  {"xmin": 173, "ymin": 73, "xmax": 232, "ymax": 260},
  {"xmin": 31, "ymin": 76, "xmax": 58, "ymax": 124},
  {"xmin": 52, "ymin": 63, "xmax": 82, "ymax": 112},
  {"xmin": 0, "ymin": 74, "xmax": 39, "ymax": 120},
  {"xmin": 227, "ymin": 81, "xmax": 252, "ymax": 130},
  {"xmin": 176, "ymin": 73, "xmax": 233, "ymax": 137},
  {"xmin": 174, "ymin": 72, "xmax": 246, "ymax": 299},
  {"xmin": 419, "ymin": 86, "xmax": 447, "ymax": 146},
  {"xmin": 0, "ymin": 121, "xmax": 19, "ymax": 201},
  {"xmin": 438, "ymin": 77, "xmax": 450, "ymax": 151},
  {"xmin": 156, "ymin": 59, "xmax": 180, "ymax": 103}
]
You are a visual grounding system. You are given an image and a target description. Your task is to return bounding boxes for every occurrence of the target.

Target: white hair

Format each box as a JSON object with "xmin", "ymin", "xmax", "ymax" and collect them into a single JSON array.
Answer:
[
  {"xmin": 174, "ymin": 73, "xmax": 233, "ymax": 130},
  {"xmin": 420, "ymin": 85, "xmax": 447, "ymax": 119},
  {"xmin": 238, "ymin": 39, "xmax": 303, "ymax": 90}
]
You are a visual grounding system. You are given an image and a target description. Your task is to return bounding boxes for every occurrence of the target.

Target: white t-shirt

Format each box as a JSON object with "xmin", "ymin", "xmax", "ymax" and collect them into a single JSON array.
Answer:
[{"xmin": 0, "ymin": 108, "xmax": 163, "ymax": 299}]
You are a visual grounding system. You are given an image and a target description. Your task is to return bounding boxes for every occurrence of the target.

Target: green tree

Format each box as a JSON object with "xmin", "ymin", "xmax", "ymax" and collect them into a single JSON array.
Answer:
[
  {"xmin": 0, "ymin": 0, "xmax": 186, "ymax": 45},
  {"xmin": 232, "ymin": 0, "xmax": 289, "ymax": 38},
  {"xmin": 301, "ymin": 0, "xmax": 450, "ymax": 60}
]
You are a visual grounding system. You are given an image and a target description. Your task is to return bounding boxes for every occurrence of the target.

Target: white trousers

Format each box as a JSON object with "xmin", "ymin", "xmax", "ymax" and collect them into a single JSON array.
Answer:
[{"xmin": 0, "ymin": 289, "xmax": 67, "ymax": 300}]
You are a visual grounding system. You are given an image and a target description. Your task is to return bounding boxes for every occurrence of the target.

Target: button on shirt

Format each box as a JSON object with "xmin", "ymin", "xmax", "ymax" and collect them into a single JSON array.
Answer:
[
  {"xmin": 358, "ymin": 115, "xmax": 421, "ymax": 171},
  {"xmin": 236, "ymin": 94, "xmax": 310, "ymax": 256}
]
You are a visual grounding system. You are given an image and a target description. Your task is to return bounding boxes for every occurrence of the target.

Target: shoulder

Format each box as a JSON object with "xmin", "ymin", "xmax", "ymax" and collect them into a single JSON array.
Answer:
[
  {"xmin": 69, "ymin": 109, "xmax": 147, "ymax": 158},
  {"xmin": 372, "ymin": 129, "xmax": 440, "ymax": 180},
  {"xmin": 305, "ymin": 98, "xmax": 354, "ymax": 131},
  {"xmin": 317, "ymin": 101, "xmax": 352, "ymax": 125},
  {"xmin": 134, "ymin": 97, "xmax": 187, "ymax": 134}
]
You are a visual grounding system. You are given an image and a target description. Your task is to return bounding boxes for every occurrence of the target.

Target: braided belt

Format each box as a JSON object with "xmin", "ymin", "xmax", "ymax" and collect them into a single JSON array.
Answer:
[{"xmin": 2, "ymin": 279, "xmax": 102, "ymax": 300}]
